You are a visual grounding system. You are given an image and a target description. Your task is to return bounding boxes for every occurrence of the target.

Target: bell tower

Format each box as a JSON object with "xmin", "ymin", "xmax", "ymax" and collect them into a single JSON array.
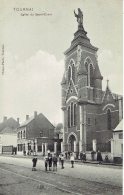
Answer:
[{"xmin": 61, "ymin": 8, "xmax": 103, "ymax": 153}]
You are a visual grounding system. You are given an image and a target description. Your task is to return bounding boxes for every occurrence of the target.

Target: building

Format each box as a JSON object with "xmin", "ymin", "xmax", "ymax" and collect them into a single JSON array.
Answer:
[
  {"xmin": 111, "ymin": 119, "xmax": 123, "ymax": 163},
  {"xmin": 0, "ymin": 117, "xmax": 19, "ymax": 154},
  {"xmin": 17, "ymin": 112, "xmax": 55, "ymax": 155},
  {"xmin": 0, "ymin": 127, "xmax": 17, "ymax": 154},
  {"xmin": 61, "ymin": 9, "xmax": 123, "ymax": 154}
]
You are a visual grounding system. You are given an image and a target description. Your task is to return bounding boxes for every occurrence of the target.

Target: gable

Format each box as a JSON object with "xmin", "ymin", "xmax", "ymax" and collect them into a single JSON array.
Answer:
[
  {"xmin": 102, "ymin": 87, "xmax": 114, "ymax": 104},
  {"xmin": 66, "ymin": 80, "xmax": 77, "ymax": 101}
]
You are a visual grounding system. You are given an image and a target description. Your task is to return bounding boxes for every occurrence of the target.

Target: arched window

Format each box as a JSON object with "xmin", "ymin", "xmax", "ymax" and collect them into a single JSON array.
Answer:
[
  {"xmin": 85, "ymin": 62, "xmax": 88, "ymax": 85},
  {"xmin": 73, "ymin": 104, "xmax": 77, "ymax": 126},
  {"xmin": 68, "ymin": 66, "xmax": 71, "ymax": 83},
  {"xmin": 68, "ymin": 60, "xmax": 75, "ymax": 84},
  {"xmin": 107, "ymin": 109, "xmax": 111, "ymax": 130},
  {"xmin": 85, "ymin": 58, "xmax": 94, "ymax": 87},
  {"xmin": 68, "ymin": 106, "xmax": 70, "ymax": 127},
  {"xmin": 90, "ymin": 64, "xmax": 94, "ymax": 87},
  {"xmin": 72, "ymin": 64, "xmax": 75, "ymax": 84},
  {"xmin": 71, "ymin": 102, "xmax": 73, "ymax": 127},
  {"xmin": 68, "ymin": 102, "xmax": 77, "ymax": 128}
]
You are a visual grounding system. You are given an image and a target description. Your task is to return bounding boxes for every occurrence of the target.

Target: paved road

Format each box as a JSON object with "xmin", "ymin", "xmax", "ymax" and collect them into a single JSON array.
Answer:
[{"xmin": 0, "ymin": 156, "xmax": 122, "ymax": 195}]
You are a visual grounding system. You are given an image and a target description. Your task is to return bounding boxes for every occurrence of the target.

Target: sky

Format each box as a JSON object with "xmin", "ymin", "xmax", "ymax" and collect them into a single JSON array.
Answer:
[{"xmin": 0, "ymin": 0, "xmax": 123, "ymax": 124}]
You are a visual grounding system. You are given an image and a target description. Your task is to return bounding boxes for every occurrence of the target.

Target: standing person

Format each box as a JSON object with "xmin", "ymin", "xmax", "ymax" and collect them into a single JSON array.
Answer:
[
  {"xmin": 58, "ymin": 153, "xmax": 61, "ymax": 164},
  {"xmin": 48, "ymin": 153, "xmax": 52, "ymax": 171},
  {"xmin": 44, "ymin": 155, "xmax": 48, "ymax": 171},
  {"xmin": 97, "ymin": 150, "xmax": 103, "ymax": 164},
  {"xmin": 61, "ymin": 154, "xmax": 64, "ymax": 169},
  {"xmin": 52, "ymin": 153, "xmax": 58, "ymax": 171},
  {"xmin": 32, "ymin": 157, "xmax": 37, "ymax": 171},
  {"xmin": 80, "ymin": 152, "xmax": 83, "ymax": 162},
  {"xmin": 70, "ymin": 153, "xmax": 75, "ymax": 168},
  {"xmin": 82, "ymin": 152, "xmax": 86, "ymax": 162},
  {"xmin": 65, "ymin": 152, "xmax": 67, "ymax": 159}
]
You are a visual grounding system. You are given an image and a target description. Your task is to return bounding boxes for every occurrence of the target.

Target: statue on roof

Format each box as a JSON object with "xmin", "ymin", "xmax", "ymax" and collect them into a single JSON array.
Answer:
[{"xmin": 74, "ymin": 8, "xmax": 83, "ymax": 26}]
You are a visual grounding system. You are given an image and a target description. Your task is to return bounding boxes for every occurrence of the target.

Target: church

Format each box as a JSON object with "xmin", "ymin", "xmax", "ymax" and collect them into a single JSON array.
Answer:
[{"xmin": 61, "ymin": 9, "xmax": 123, "ymax": 154}]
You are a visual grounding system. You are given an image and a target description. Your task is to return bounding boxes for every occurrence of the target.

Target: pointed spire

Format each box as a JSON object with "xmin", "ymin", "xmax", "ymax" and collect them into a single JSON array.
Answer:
[
  {"xmin": 106, "ymin": 79, "xmax": 109, "ymax": 89},
  {"xmin": 61, "ymin": 73, "xmax": 66, "ymax": 85}
]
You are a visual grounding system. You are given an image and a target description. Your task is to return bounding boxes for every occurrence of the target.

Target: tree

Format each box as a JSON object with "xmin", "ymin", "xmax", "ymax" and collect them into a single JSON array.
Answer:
[{"xmin": 54, "ymin": 123, "xmax": 63, "ymax": 139}]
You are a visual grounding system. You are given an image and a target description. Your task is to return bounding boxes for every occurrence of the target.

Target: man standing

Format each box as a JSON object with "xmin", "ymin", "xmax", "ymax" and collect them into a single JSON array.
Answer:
[
  {"xmin": 70, "ymin": 153, "xmax": 75, "ymax": 168},
  {"xmin": 61, "ymin": 154, "xmax": 64, "ymax": 169}
]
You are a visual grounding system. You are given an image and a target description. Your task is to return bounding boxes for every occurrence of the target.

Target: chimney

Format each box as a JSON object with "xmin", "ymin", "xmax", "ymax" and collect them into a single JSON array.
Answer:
[
  {"xmin": 26, "ymin": 115, "xmax": 29, "ymax": 120},
  {"xmin": 17, "ymin": 118, "xmax": 20, "ymax": 124},
  {"xmin": 3, "ymin": 116, "xmax": 7, "ymax": 122},
  {"xmin": 34, "ymin": 111, "xmax": 37, "ymax": 118}
]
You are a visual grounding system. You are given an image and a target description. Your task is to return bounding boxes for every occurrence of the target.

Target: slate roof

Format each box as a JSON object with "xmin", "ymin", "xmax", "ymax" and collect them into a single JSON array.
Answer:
[
  {"xmin": 19, "ymin": 116, "xmax": 34, "ymax": 128},
  {"xmin": 0, "ymin": 118, "xmax": 19, "ymax": 132},
  {"xmin": 0, "ymin": 127, "xmax": 17, "ymax": 134},
  {"xmin": 18, "ymin": 113, "xmax": 55, "ymax": 129}
]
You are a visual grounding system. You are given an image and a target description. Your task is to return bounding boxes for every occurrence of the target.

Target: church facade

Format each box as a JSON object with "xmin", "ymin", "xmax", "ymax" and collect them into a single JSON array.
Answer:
[{"xmin": 61, "ymin": 9, "xmax": 123, "ymax": 154}]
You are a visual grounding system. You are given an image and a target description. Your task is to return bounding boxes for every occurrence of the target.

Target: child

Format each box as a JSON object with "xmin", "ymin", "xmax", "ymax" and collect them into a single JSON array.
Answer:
[
  {"xmin": 70, "ymin": 153, "xmax": 75, "ymax": 168},
  {"xmin": 48, "ymin": 153, "xmax": 52, "ymax": 171},
  {"xmin": 52, "ymin": 153, "xmax": 58, "ymax": 171},
  {"xmin": 61, "ymin": 154, "xmax": 64, "ymax": 169},
  {"xmin": 32, "ymin": 157, "xmax": 37, "ymax": 171},
  {"xmin": 44, "ymin": 156, "xmax": 48, "ymax": 171}
]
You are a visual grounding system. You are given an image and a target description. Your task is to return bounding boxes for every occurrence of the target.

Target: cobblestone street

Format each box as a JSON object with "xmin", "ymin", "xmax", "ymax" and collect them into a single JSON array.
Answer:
[{"xmin": 0, "ymin": 156, "xmax": 122, "ymax": 195}]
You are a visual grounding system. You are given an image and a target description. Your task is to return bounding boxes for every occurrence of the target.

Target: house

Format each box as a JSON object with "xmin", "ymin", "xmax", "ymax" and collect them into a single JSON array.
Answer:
[
  {"xmin": 0, "ymin": 117, "xmax": 19, "ymax": 154},
  {"xmin": 17, "ymin": 111, "xmax": 55, "ymax": 155},
  {"xmin": 111, "ymin": 119, "xmax": 123, "ymax": 163}
]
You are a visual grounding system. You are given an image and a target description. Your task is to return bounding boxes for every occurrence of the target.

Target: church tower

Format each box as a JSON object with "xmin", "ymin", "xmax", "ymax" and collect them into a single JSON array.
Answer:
[{"xmin": 61, "ymin": 9, "xmax": 121, "ymax": 154}]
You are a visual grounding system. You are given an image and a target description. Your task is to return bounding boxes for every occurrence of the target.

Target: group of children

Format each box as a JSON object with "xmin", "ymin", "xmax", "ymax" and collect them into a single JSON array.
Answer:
[{"xmin": 32, "ymin": 152, "xmax": 75, "ymax": 171}]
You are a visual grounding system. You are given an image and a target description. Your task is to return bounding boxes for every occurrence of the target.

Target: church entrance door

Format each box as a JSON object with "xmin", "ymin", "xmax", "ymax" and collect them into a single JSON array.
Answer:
[{"xmin": 68, "ymin": 134, "xmax": 76, "ymax": 152}]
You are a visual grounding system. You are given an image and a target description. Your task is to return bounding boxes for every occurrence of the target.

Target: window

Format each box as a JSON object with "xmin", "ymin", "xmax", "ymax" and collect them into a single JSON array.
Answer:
[
  {"xmin": 68, "ymin": 102, "xmax": 77, "ymax": 127},
  {"xmin": 88, "ymin": 118, "xmax": 90, "ymax": 125},
  {"xmin": 72, "ymin": 64, "xmax": 75, "ymax": 84},
  {"xmin": 68, "ymin": 60, "xmax": 75, "ymax": 84},
  {"xmin": 40, "ymin": 130, "xmax": 43, "ymax": 137},
  {"xmin": 21, "ymin": 131, "xmax": 22, "ymax": 139},
  {"xmin": 73, "ymin": 104, "xmax": 77, "ymax": 126},
  {"xmin": 68, "ymin": 66, "xmax": 71, "ymax": 83},
  {"xmin": 107, "ymin": 109, "xmax": 111, "ymax": 130},
  {"xmin": 90, "ymin": 64, "xmax": 94, "ymax": 87},
  {"xmin": 71, "ymin": 102, "xmax": 73, "ymax": 127},
  {"xmin": 85, "ymin": 62, "xmax": 88, "ymax": 85},
  {"xmin": 23, "ymin": 130, "xmax": 26, "ymax": 138},
  {"xmin": 68, "ymin": 106, "xmax": 70, "ymax": 127},
  {"xmin": 18, "ymin": 132, "xmax": 20, "ymax": 139},
  {"xmin": 85, "ymin": 58, "xmax": 94, "ymax": 87},
  {"xmin": 119, "ymin": 133, "xmax": 123, "ymax": 139}
]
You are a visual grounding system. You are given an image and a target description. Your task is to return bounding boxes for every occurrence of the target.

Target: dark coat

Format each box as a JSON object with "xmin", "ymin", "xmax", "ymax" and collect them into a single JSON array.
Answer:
[{"xmin": 97, "ymin": 151, "xmax": 103, "ymax": 161}]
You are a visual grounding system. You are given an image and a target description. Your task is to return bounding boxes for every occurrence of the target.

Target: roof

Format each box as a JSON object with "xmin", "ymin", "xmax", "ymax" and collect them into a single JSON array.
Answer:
[
  {"xmin": 0, "ymin": 127, "xmax": 17, "ymax": 134},
  {"xmin": 114, "ymin": 120, "xmax": 123, "ymax": 132},
  {"xmin": 0, "ymin": 118, "xmax": 19, "ymax": 132},
  {"xmin": 18, "ymin": 113, "xmax": 55, "ymax": 129},
  {"xmin": 19, "ymin": 116, "xmax": 34, "ymax": 128}
]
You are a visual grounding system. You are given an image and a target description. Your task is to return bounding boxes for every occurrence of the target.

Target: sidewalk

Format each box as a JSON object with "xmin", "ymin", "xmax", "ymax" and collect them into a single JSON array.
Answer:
[{"xmin": 0, "ymin": 153, "xmax": 122, "ymax": 167}]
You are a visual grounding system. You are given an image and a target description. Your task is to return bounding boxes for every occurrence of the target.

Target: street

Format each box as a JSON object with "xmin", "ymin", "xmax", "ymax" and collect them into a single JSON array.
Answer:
[{"xmin": 0, "ymin": 156, "xmax": 122, "ymax": 195}]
